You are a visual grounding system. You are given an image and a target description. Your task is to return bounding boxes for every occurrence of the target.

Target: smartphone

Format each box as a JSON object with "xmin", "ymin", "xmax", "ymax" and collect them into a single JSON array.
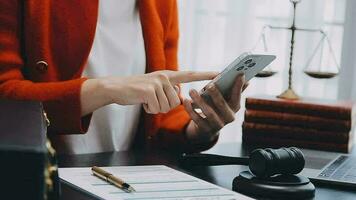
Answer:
[{"xmin": 200, "ymin": 52, "xmax": 276, "ymax": 100}]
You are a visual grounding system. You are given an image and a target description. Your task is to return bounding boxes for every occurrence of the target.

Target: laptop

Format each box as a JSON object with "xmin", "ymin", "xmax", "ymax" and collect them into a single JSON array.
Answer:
[{"xmin": 300, "ymin": 149, "xmax": 356, "ymax": 188}]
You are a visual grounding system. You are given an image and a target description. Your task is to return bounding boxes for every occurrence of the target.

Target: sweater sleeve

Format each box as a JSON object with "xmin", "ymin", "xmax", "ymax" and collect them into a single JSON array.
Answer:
[
  {"xmin": 149, "ymin": 0, "xmax": 218, "ymax": 153},
  {"xmin": 0, "ymin": 1, "xmax": 91, "ymax": 134}
]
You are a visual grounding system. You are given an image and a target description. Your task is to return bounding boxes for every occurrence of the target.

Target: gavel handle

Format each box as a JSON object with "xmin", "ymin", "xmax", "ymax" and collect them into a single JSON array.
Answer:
[{"xmin": 180, "ymin": 153, "xmax": 249, "ymax": 166}]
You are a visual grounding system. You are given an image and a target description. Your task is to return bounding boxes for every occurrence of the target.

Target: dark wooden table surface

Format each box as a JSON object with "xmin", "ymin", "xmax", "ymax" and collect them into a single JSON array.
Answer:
[{"xmin": 58, "ymin": 143, "xmax": 356, "ymax": 200}]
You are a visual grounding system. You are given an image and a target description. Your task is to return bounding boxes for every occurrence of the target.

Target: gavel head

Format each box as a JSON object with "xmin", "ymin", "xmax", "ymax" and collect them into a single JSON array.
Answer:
[{"xmin": 248, "ymin": 147, "xmax": 305, "ymax": 178}]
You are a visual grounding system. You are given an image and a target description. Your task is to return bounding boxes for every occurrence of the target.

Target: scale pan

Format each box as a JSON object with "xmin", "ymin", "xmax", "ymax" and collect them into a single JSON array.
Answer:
[
  {"xmin": 304, "ymin": 70, "xmax": 338, "ymax": 79},
  {"xmin": 256, "ymin": 70, "xmax": 277, "ymax": 78}
]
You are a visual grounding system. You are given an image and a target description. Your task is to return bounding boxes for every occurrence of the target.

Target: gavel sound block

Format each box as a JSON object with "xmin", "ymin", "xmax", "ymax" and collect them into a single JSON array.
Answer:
[{"xmin": 180, "ymin": 147, "xmax": 315, "ymax": 199}]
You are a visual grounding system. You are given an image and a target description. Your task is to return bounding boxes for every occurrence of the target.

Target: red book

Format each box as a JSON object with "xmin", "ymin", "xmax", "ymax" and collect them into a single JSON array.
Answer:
[
  {"xmin": 242, "ymin": 122, "xmax": 351, "ymax": 144},
  {"xmin": 244, "ymin": 109, "xmax": 352, "ymax": 132},
  {"xmin": 245, "ymin": 95, "xmax": 355, "ymax": 120},
  {"xmin": 242, "ymin": 133, "xmax": 353, "ymax": 153}
]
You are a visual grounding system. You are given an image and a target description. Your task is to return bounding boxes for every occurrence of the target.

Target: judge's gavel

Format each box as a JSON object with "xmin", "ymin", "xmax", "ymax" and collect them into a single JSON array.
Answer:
[{"xmin": 180, "ymin": 147, "xmax": 305, "ymax": 178}]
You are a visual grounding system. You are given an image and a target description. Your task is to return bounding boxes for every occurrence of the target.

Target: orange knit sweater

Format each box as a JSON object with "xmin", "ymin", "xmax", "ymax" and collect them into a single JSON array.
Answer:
[{"xmin": 0, "ymin": 0, "xmax": 216, "ymax": 152}]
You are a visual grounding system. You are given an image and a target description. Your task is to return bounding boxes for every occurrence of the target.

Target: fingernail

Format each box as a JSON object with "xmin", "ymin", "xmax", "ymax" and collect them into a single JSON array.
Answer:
[
  {"xmin": 239, "ymin": 74, "xmax": 245, "ymax": 82},
  {"xmin": 193, "ymin": 89, "xmax": 200, "ymax": 96},
  {"xmin": 207, "ymin": 84, "xmax": 214, "ymax": 90},
  {"xmin": 189, "ymin": 89, "xmax": 195, "ymax": 96}
]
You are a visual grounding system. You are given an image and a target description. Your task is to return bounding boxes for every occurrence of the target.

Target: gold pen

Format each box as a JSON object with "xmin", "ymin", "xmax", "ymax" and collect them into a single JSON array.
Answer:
[{"xmin": 91, "ymin": 166, "xmax": 136, "ymax": 193}]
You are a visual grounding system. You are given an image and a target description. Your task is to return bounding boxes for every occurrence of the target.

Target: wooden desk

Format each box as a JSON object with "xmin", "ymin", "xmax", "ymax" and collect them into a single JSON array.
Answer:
[{"xmin": 58, "ymin": 143, "xmax": 356, "ymax": 200}]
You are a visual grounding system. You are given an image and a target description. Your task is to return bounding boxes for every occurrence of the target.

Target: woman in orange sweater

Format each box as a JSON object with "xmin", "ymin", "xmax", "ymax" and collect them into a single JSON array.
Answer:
[{"xmin": 0, "ymin": 0, "xmax": 245, "ymax": 154}]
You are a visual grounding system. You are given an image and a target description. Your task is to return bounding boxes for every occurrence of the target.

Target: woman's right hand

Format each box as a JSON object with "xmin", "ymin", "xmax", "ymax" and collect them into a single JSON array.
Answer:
[{"xmin": 81, "ymin": 70, "xmax": 218, "ymax": 116}]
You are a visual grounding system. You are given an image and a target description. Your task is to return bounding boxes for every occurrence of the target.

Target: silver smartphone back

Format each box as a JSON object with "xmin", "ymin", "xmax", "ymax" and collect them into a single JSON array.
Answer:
[{"xmin": 200, "ymin": 53, "xmax": 276, "ymax": 99}]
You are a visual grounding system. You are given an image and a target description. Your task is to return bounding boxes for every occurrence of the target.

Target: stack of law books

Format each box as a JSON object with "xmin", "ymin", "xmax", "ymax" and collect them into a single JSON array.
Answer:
[{"xmin": 242, "ymin": 95, "xmax": 355, "ymax": 152}]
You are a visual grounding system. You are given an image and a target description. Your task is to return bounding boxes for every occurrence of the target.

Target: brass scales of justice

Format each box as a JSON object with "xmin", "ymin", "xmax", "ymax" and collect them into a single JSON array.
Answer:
[{"xmin": 252, "ymin": 0, "xmax": 340, "ymax": 100}]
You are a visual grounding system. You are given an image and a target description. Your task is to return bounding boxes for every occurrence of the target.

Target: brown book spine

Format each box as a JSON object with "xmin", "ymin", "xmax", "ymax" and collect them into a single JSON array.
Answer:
[
  {"xmin": 246, "ymin": 97, "xmax": 352, "ymax": 120},
  {"xmin": 242, "ymin": 122, "xmax": 350, "ymax": 144},
  {"xmin": 244, "ymin": 110, "xmax": 352, "ymax": 132},
  {"xmin": 242, "ymin": 134, "xmax": 352, "ymax": 153}
]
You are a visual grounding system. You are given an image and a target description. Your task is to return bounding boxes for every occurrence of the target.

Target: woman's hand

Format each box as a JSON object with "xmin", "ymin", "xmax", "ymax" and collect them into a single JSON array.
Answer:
[
  {"xmin": 183, "ymin": 74, "xmax": 248, "ymax": 143},
  {"xmin": 81, "ymin": 70, "xmax": 218, "ymax": 116}
]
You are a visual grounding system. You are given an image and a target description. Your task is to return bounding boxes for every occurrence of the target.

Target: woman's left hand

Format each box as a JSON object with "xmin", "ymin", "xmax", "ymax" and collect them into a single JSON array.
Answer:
[{"xmin": 183, "ymin": 74, "xmax": 247, "ymax": 143}]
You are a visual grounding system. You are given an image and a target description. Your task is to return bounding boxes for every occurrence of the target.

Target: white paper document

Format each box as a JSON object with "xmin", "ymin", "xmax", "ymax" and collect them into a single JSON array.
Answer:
[{"xmin": 59, "ymin": 165, "xmax": 252, "ymax": 200}]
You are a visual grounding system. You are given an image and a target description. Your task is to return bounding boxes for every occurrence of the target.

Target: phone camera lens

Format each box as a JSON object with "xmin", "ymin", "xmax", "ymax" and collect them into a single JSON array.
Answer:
[
  {"xmin": 244, "ymin": 59, "xmax": 253, "ymax": 64},
  {"xmin": 247, "ymin": 63, "xmax": 256, "ymax": 68},
  {"xmin": 237, "ymin": 66, "xmax": 244, "ymax": 71}
]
